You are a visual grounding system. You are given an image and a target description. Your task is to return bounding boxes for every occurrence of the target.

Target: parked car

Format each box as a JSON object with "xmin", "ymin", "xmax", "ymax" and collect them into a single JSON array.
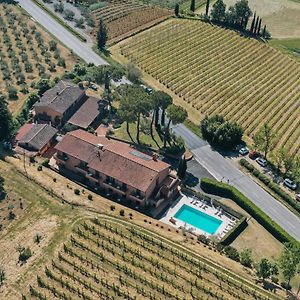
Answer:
[
  {"xmin": 234, "ymin": 144, "xmax": 244, "ymax": 151},
  {"xmin": 90, "ymin": 83, "xmax": 98, "ymax": 91},
  {"xmin": 239, "ymin": 147, "xmax": 249, "ymax": 155},
  {"xmin": 256, "ymin": 157, "xmax": 267, "ymax": 167},
  {"xmin": 296, "ymin": 194, "xmax": 300, "ymax": 201},
  {"xmin": 249, "ymin": 150, "xmax": 259, "ymax": 159},
  {"xmin": 283, "ymin": 178, "xmax": 297, "ymax": 190}
]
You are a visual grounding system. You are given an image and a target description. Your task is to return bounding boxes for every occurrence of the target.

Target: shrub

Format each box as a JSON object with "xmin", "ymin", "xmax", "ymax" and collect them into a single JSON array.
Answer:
[
  {"xmin": 201, "ymin": 178, "xmax": 299, "ymax": 246},
  {"xmin": 8, "ymin": 86, "xmax": 18, "ymax": 99},
  {"xmin": 18, "ymin": 246, "xmax": 32, "ymax": 262},
  {"xmin": 37, "ymin": 165, "xmax": 42, "ymax": 171},
  {"xmin": 240, "ymin": 249, "xmax": 253, "ymax": 268},
  {"xmin": 110, "ymin": 205, "xmax": 115, "ymax": 211},
  {"xmin": 74, "ymin": 189, "xmax": 80, "ymax": 195},
  {"xmin": 64, "ymin": 9, "xmax": 75, "ymax": 21},
  {"xmin": 88, "ymin": 194, "xmax": 93, "ymax": 201},
  {"xmin": 41, "ymin": 158, "xmax": 49, "ymax": 167},
  {"xmin": 197, "ymin": 234, "xmax": 210, "ymax": 245},
  {"xmin": 34, "ymin": 233, "xmax": 42, "ymax": 244},
  {"xmin": 271, "ymin": 276, "xmax": 279, "ymax": 284},
  {"xmin": 119, "ymin": 209, "xmax": 125, "ymax": 216},
  {"xmin": 223, "ymin": 246, "xmax": 240, "ymax": 262}
]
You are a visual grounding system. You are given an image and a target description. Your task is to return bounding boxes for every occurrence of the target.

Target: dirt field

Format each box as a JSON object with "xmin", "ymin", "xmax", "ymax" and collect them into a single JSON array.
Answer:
[{"xmin": 222, "ymin": 0, "xmax": 300, "ymax": 38}]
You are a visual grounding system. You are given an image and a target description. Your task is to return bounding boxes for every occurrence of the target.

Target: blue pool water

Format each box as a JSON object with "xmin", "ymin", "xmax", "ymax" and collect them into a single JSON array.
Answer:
[{"xmin": 174, "ymin": 204, "xmax": 222, "ymax": 234}]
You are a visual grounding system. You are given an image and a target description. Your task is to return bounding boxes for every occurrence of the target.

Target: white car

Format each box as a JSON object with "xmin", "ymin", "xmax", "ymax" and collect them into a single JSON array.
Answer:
[
  {"xmin": 256, "ymin": 157, "xmax": 267, "ymax": 167},
  {"xmin": 239, "ymin": 147, "xmax": 249, "ymax": 155},
  {"xmin": 296, "ymin": 194, "xmax": 300, "ymax": 201},
  {"xmin": 283, "ymin": 178, "xmax": 297, "ymax": 190}
]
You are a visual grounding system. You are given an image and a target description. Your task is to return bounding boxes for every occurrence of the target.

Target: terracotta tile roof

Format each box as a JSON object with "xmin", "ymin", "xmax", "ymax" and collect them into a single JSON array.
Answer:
[
  {"xmin": 19, "ymin": 124, "xmax": 58, "ymax": 151},
  {"xmin": 55, "ymin": 129, "xmax": 170, "ymax": 192},
  {"xmin": 34, "ymin": 80, "xmax": 85, "ymax": 114},
  {"xmin": 15, "ymin": 123, "xmax": 34, "ymax": 142},
  {"xmin": 68, "ymin": 97, "xmax": 104, "ymax": 129}
]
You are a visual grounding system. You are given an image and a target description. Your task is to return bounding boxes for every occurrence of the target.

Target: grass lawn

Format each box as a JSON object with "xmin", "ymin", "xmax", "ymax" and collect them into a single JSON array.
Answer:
[
  {"xmin": 218, "ymin": 197, "xmax": 300, "ymax": 291},
  {"xmin": 113, "ymin": 120, "xmax": 164, "ymax": 149},
  {"xmin": 269, "ymin": 38, "xmax": 300, "ymax": 61}
]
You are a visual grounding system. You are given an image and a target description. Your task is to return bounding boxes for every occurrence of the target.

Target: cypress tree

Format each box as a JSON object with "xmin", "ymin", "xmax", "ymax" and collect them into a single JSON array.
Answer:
[
  {"xmin": 0, "ymin": 95, "xmax": 13, "ymax": 141},
  {"xmin": 257, "ymin": 18, "xmax": 262, "ymax": 35},
  {"xmin": 262, "ymin": 25, "xmax": 266, "ymax": 38},
  {"xmin": 254, "ymin": 16, "xmax": 260, "ymax": 35},
  {"xmin": 97, "ymin": 19, "xmax": 108, "ymax": 50},
  {"xmin": 177, "ymin": 155, "xmax": 187, "ymax": 179},
  {"xmin": 175, "ymin": 4, "xmax": 180, "ymax": 17},
  {"xmin": 190, "ymin": 0, "xmax": 196, "ymax": 12},
  {"xmin": 205, "ymin": 0, "xmax": 210, "ymax": 16},
  {"xmin": 250, "ymin": 13, "xmax": 256, "ymax": 33}
]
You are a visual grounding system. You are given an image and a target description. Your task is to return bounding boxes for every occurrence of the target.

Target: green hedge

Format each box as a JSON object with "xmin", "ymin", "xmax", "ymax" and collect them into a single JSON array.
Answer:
[
  {"xmin": 221, "ymin": 217, "xmax": 248, "ymax": 245},
  {"xmin": 240, "ymin": 159, "xmax": 300, "ymax": 215},
  {"xmin": 200, "ymin": 178, "xmax": 299, "ymax": 246}
]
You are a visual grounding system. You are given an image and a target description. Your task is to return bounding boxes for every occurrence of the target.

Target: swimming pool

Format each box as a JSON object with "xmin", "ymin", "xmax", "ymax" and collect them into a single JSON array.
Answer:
[{"xmin": 174, "ymin": 204, "xmax": 222, "ymax": 234}]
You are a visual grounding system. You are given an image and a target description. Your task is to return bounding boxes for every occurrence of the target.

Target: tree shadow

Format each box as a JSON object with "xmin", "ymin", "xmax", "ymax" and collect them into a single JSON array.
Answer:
[{"xmin": 184, "ymin": 172, "xmax": 200, "ymax": 188}]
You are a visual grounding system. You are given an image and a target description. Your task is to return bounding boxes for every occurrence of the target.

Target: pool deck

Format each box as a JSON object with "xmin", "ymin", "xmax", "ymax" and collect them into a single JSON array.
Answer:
[{"xmin": 160, "ymin": 193, "xmax": 238, "ymax": 238}]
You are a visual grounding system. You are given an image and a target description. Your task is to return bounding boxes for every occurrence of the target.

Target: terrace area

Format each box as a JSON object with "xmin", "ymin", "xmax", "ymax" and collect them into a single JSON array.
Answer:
[{"xmin": 160, "ymin": 193, "xmax": 239, "ymax": 239}]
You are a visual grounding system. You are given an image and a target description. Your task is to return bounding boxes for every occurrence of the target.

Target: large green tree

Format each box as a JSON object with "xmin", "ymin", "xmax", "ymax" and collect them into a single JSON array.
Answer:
[
  {"xmin": 165, "ymin": 104, "xmax": 187, "ymax": 147},
  {"xmin": 278, "ymin": 243, "xmax": 300, "ymax": 288},
  {"xmin": 97, "ymin": 19, "xmax": 108, "ymax": 50},
  {"xmin": 118, "ymin": 85, "xmax": 152, "ymax": 144},
  {"xmin": 255, "ymin": 258, "xmax": 278, "ymax": 283},
  {"xmin": 234, "ymin": 0, "xmax": 252, "ymax": 28},
  {"xmin": 211, "ymin": 0, "xmax": 226, "ymax": 22},
  {"xmin": 253, "ymin": 123, "xmax": 276, "ymax": 159},
  {"xmin": 118, "ymin": 98, "xmax": 136, "ymax": 142},
  {"xmin": 0, "ymin": 95, "xmax": 13, "ymax": 141},
  {"xmin": 201, "ymin": 115, "xmax": 243, "ymax": 149}
]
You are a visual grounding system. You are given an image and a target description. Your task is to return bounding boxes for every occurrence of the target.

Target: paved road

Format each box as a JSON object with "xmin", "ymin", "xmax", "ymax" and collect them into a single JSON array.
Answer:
[
  {"xmin": 20, "ymin": 0, "xmax": 300, "ymax": 241},
  {"xmin": 173, "ymin": 124, "xmax": 300, "ymax": 241},
  {"xmin": 18, "ymin": 0, "xmax": 108, "ymax": 66}
]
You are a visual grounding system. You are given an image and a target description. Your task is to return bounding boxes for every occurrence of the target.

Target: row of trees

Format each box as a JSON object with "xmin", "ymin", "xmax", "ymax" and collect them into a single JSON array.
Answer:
[
  {"xmin": 256, "ymin": 243, "xmax": 300, "ymax": 293},
  {"xmin": 182, "ymin": 0, "xmax": 270, "ymax": 39},
  {"xmin": 117, "ymin": 85, "xmax": 187, "ymax": 148},
  {"xmin": 210, "ymin": 0, "xmax": 270, "ymax": 38},
  {"xmin": 253, "ymin": 123, "xmax": 300, "ymax": 180}
]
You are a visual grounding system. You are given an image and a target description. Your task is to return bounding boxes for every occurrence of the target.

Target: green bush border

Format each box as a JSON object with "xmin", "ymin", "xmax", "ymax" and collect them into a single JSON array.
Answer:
[
  {"xmin": 181, "ymin": 186, "xmax": 248, "ymax": 245},
  {"xmin": 240, "ymin": 158, "xmax": 300, "ymax": 216},
  {"xmin": 200, "ymin": 178, "xmax": 299, "ymax": 246},
  {"xmin": 31, "ymin": 0, "xmax": 87, "ymax": 43}
]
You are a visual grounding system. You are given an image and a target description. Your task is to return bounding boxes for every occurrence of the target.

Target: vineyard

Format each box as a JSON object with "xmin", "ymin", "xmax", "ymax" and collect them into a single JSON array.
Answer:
[
  {"xmin": 27, "ymin": 216, "xmax": 283, "ymax": 300},
  {"xmin": 0, "ymin": 4, "xmax": 77, "ymax": 115},
  {"xmin": 116, "ymin": 18, "xmax": 300, "ymax": 156},
  {"xmin": 91, "ymin": 0, "xmax": 171, "ymax": 44}
]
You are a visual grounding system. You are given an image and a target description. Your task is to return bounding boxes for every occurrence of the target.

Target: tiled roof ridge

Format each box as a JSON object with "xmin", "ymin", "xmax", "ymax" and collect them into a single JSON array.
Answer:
[
  {"xmin": 27, "ymin": 124, "xmax": 48, "ymax": 143},
  {"xmin": 104, "ymin": 140, "xmax": 162, "ymax": 173},
  {"xmin": 69, "ymin": 131, "xmax": 164, "ymax": 173},
  {"xmin": 48, "ymin": 81, "xmax": 69, "ymax": 104}
]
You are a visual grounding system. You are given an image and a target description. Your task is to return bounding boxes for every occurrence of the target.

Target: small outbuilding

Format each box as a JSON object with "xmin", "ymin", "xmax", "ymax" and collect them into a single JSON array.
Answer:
[{"xmin": 15, "ymin": 123, "xmax": 58, "ymax": 156}]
